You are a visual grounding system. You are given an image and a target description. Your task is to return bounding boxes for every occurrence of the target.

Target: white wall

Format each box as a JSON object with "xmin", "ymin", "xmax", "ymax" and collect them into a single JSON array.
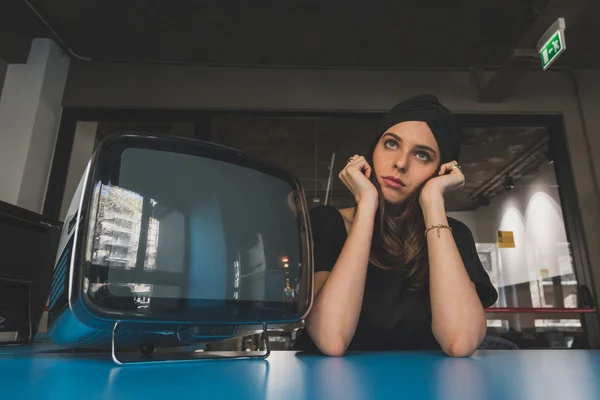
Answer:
[
  {"xmin": 471, "ymin": 163, "xmax": 572, "ymax": 288},
  {"xmin": 0, "ymin": 57, "xmax": 7, "ymax": 98},
  {"xmin": 61, "ymin": 62, "xmax": 600, "ymax": 301},
  {"xmin": 447, "ymin": 211, "xmax": 478, "ymax": 240},
  {"xmin": 59, "ymin": 121, "xmax": 98, "ymax": 220},
  {"xmin": 0, "ymin": 39, "xmax": 69, "ymax": 213}
]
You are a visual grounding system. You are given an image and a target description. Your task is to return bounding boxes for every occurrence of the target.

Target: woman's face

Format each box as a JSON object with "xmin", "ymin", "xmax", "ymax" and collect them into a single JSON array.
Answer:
[{"xmin": 372, "ymin": 121, "xmax": 441, "ymax": 205}]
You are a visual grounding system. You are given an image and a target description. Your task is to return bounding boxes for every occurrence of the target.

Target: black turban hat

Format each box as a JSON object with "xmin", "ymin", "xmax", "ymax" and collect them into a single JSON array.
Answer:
[{"xmin": 373, "ymin": 94, "xmax": 462, "ymax": 164}]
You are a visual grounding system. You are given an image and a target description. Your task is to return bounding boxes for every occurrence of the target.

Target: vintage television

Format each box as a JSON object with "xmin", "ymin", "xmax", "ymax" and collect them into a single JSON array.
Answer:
[{"xmin": 47, "ymin": 134, "xmax": 313, "ymax": 362}]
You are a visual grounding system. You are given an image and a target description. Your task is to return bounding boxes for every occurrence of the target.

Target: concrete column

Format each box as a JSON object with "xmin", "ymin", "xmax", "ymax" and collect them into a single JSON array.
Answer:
[
  {"xmin": 0, "ymin": 39, "xmax": 69, "ymax": 213},
  {"xmin": 0, "ymin": 57, "xmax": 7, "ymax": 96},
  {"xmin": 59, "ymin": 121, "xmax": 98, "ymax": 220}
]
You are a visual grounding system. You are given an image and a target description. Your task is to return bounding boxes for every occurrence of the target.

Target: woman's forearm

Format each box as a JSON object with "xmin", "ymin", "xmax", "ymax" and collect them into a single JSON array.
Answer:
[
  {"xmin": 305, "ymin": 203, "xmax": 377, "ymax": 356},
  {"xmin": 422, "ymin": 193, "xmax": 487, "ymax": 357}
]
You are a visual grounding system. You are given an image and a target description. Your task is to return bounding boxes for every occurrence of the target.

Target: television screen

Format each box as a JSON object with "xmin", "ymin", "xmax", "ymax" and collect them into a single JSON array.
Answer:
[{"xmin": 77, "ymin": 136, "xmax": 311, "ymax": 324}]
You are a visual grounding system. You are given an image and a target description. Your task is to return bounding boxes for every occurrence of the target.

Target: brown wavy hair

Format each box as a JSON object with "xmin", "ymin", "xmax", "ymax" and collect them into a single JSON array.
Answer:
[{"xmin": 365, "ymin": 141, "xmax": 440, "ymax": 290}]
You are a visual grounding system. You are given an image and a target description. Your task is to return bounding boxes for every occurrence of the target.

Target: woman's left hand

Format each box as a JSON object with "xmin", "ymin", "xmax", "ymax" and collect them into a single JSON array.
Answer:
[{"xmin": 420, "ymin": 160, "xmax": 465, "ymax": 206}]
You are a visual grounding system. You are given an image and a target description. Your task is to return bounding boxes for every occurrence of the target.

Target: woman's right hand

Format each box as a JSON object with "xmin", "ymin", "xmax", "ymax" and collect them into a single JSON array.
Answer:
[{"xmin": 338, "ymin": 154, "xmax": 378, "ymax": 208}]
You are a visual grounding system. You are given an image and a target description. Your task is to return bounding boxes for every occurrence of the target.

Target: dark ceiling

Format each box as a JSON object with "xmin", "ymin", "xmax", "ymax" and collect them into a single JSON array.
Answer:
[
  {"xmin": 0, "ymin": 1, "xmax": 48, "ymax": 62},
  {"xmin": 2, "ymin": 0, "xmax": 599, "ymax": 68}
]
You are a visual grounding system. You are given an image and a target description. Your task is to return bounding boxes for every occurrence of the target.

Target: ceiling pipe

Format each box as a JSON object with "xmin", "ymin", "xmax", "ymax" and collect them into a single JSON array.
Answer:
[
  {"xmin": 23, "ymin": 0, "xmax": 90, "ymax": 61},
  {"xmin": 468, "ymin": 136, "xmax": 548, "ymax": 200}
]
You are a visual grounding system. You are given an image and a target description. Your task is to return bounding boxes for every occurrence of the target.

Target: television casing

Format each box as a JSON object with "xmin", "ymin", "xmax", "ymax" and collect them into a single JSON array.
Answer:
[{"xmin": 47, "ymin": 134, "xmax": 313, "ymax": 349}]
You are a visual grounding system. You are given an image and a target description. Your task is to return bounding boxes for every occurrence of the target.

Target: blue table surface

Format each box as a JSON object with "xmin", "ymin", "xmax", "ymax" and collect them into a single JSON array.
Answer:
[{"xmin": 1, "ymin": 342, "xmax": 600, "ymax": 400}]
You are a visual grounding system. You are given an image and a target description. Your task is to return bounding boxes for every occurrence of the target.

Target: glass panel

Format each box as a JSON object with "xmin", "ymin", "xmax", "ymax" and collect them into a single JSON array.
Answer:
[
  {"xmin": 210, "ymin": 115, "xmax": 584, "ymax": 347},
  {"xmin": 60, "ymin": 121, "xmax": 197, "ymax": 221},
  {"xmin": 210, "ymin": 115, "xmax": 378, "ymax": 209},
  {"xmin": 439, "ymin": 126, "xmax": 581, "ymax": 332},
  {"xmin": 91, "ymin": 185, "xmax": 142, "ymax": 270},
  {"xmin": 87, "ymin": 147, "xmax": 304, "ymax": 313}
]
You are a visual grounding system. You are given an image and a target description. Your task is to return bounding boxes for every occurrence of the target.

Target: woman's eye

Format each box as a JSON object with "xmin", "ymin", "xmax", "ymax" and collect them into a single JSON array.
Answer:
[
  {"xmin": 385, "ymin": 139, "xmax": 398, "ymax": 149},
  {"xmin": 415, "ymin": 151, "xmax": 430, "ymax": 161}
]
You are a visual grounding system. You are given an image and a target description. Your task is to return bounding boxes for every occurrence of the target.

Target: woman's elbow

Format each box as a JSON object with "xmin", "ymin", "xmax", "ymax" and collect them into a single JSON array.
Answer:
[
  {"xmin": 443, "ymin": 338, "xmax": 480, "ymax": 358},
  {"xmin": 322, "ymin": 344, "xmax": 347, "ymax": 357},
  {"xmin": 315, "ymin": 336, "xmax": 348, "ymax": 357},
  {"xmin": 306, "ymin": 321, "xmax": 349, "ymax": 356},
  {"xmin": 436, "ymin": 319, "xmax": 486, "ymax": 357}
]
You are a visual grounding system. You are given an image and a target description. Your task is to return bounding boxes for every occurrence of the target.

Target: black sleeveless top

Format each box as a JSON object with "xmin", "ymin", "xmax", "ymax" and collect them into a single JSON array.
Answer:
[{"xmin": 295, "ymin": 205, "xmax": 498, "ymax": 352}]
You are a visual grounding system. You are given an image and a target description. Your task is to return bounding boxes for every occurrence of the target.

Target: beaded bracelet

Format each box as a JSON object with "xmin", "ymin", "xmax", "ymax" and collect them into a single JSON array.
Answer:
[{"xmin": 424, "ymin": 224, "xmax": 452, "ymax": 238}]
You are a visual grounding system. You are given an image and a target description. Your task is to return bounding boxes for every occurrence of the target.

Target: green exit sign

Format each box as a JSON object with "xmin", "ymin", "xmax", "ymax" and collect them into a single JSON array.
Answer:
[
  {"xmin": 537, "ymin": 18, "xmax": 566, "ymax": 71},
  {"xmin": 540, "ymin": 31, "xmax": 564, "ymax": 70}
]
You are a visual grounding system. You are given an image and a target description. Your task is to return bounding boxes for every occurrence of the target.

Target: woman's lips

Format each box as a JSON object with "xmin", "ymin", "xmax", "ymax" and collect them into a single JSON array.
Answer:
[{"xmin": 382, "ymin": 177, "xmax": 406, "ymax": 189}]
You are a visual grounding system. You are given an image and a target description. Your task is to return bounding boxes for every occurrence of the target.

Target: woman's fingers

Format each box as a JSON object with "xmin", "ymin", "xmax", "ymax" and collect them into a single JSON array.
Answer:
[
  {"xmin": 347, "ymin": 154, "xmax": 360, "ymax": 166},
  {"xmin": 439, "ymin": 161, "xmax": 456, "ymax": 175},
  {"xmin": 364, "ymin": 164, "xmax": 372, "ymax": 179},
  {"xmin": 439, "ymin": 161, "xmax": 463, "ymax": 176},
  {"xmin": 347, "ymin": 156, "xmax": 372, "ymax": 180},
  {"xmin": 438, "ymin": 163, "xmax": 448, "ymax": 176},
  {"xmin": 339, "ymin": 154, "xmax": 378, "ymax": 205},
  {"xmin": 438, "ymin": 160, "xmax": 466, "ymax": 191},
  {"xmin": 338, "ymin": 169, "xmax": 349, "ymax": 188},
  {"xmin": 348, "ymin": 154, "xmax": 364, "ymax": 168},
  {"xmin": 358, "ymin": 158, "xmax": 372, "ymax": 179}
]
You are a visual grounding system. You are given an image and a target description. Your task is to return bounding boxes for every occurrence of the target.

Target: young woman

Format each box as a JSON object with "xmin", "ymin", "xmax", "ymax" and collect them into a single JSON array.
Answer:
[{"xmin": 295, "ymin": 95, "xmax": 498, "ymax": 357}]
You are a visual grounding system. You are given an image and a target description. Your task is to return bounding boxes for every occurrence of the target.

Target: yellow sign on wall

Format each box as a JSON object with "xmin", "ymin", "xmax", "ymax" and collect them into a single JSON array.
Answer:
[{"xmin": 497, "ymin": 231, "xmax": 515, "ymax": 248}]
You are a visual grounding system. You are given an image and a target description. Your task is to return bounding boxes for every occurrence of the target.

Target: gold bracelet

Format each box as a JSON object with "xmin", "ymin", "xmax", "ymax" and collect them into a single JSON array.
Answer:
[{"xmin": 424, "ymin": 224, "xmax": 452, "ymax": 238}]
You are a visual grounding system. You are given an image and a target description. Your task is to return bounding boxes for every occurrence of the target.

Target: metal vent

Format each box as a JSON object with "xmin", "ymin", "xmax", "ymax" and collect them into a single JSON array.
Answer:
[{"xmin": 49, "ymin": 248, "xmax": 70, "ymax": 310}]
